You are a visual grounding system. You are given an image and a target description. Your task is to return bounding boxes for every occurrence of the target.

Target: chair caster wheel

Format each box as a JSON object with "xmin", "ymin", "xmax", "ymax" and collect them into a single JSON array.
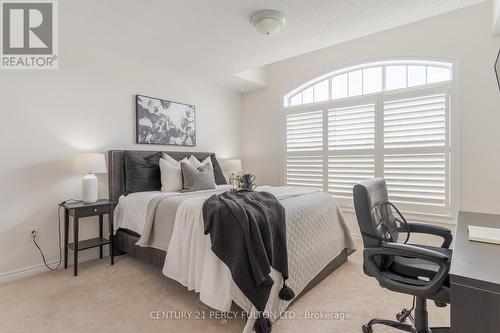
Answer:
[{"xmin": 362, "ymin": 324, "xmax": 372, "ymax": 333}]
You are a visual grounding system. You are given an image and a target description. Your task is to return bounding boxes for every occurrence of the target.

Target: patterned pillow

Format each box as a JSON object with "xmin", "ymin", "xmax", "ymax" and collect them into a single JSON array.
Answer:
[{"xmin": 181, "ymin": 162, "xmax": 216, "ymax": 192}]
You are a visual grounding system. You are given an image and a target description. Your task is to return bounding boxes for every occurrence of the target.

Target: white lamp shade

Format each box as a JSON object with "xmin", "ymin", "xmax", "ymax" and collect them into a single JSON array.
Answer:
[
  {"xmin": 220, "ymin": 159, "xmax": 242, "ymax": 173},
  {"xmin": 73, "ymin": 153, "xmax": 107, "ymax": 174}
]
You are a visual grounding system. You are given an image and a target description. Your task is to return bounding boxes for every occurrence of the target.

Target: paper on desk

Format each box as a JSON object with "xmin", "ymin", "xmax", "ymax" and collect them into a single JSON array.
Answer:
[{"xmin": 468, "ymin": 225, "xmax": 500, "ymax": 245}]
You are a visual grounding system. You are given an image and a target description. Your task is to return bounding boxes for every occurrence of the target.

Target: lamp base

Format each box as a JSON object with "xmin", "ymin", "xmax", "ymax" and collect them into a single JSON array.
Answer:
[{"xmin": 82, "ymin": 173, "xmax": 98, "ymax": 203}]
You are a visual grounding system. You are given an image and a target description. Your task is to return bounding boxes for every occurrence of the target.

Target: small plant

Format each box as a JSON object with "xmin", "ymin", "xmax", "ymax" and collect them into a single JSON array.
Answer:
[{"xmin": 235, "ymin": 172, "xmax": 245, "ymax": 187}]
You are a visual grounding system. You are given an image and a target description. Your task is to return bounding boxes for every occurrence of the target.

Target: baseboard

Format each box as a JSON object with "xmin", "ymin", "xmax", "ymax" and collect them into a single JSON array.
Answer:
[{"xmin": 0, "ymin": 248, "xmax": 110, "ymax": 284}]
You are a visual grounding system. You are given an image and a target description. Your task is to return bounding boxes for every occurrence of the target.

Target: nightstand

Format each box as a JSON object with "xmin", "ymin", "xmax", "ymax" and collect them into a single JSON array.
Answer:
[{"xmin": 61, "ymin": 199, "xmax": 116, "ymax": 276}]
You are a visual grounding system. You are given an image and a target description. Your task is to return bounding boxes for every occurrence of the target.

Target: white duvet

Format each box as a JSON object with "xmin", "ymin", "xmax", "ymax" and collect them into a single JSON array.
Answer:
[
  {"xmin": 114, "ymin": 186, "xmax": 354, "ymax": 332},
  {"xmin": 163, "ymin": 186, "xmax": 321, "ymax": 311},
  {"xmin": 163, "ymin": 195, "xmax": 234, "ymax": 311}
]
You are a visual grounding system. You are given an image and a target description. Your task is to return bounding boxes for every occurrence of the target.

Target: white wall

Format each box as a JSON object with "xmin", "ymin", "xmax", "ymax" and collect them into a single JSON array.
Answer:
[
  {"xmin": 0, "ymin": 13, "xmax": 242, "ymax": 277},
  {"xmin": 494, "ymin": 0, "xmax": 500, "ymax": 33},
  {"xmin": 242, "ymin": 2, "xmax": 500, "ymax": 236}
]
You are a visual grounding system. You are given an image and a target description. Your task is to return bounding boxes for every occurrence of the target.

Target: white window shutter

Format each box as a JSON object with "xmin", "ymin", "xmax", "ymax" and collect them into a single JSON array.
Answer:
[
  {"xmin": 383, "ymin": 93, "xmax": 449, "ymax": 215},
  {"xmin": 286, "ymin": 111, "xmax": 324, "ymax": 188},
  {"xmin": 327, "ymin": 104, "xmax": 375, "ymax": 199},
  {"xmin": 328, "ymin": 155, "xmax": 375, "ymax": 198},
  {"xmin": 286, "ymin": 111, "xmax": 323, "ymax": 152},
  {"xmin": 284, "ymin": 61, "xmax": 453, "ymax": 219},
  {"xmin": 286, "ymin": 155, "xmax": 324, "ymax": 188},
  {"xmin": 384, "ymin": 94, "xmax": 446, "ymax": 149},
  {"xmin": 328, "ymin": 104, "xmax": 375, "ymax": 151},
  {"xmin": 384, "ymin": 153, "xmax": 446, "ymax": 206}
]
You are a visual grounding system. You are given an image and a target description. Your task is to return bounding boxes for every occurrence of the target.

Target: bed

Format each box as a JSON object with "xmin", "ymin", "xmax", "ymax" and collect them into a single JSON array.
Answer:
[{"xmin": 108, "ymin": 150, "xmax": 354, "ymax": 332}]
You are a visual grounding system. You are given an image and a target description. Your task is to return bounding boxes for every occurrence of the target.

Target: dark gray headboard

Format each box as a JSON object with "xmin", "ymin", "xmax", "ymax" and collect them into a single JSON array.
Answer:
[{"xmin": 108, "ymin": 150, "xmax": 226, "ymax": 202}]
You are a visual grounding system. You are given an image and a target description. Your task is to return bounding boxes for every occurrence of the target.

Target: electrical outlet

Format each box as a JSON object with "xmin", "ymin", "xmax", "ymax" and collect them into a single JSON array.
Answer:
[{"xmin": 29, "ymin": 227, "xmax": 39, "ymax": 241}]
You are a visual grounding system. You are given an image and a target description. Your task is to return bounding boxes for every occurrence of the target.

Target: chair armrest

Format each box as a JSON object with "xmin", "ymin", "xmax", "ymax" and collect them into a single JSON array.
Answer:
[
  {"xmin": 364, "ymin": 243, "xmax": 450, "ymax": 298},
  {"xmin": 382, "ymin": 242, "xmax": 450, "ymax": 261},
  {"xmin": 398, "ymin": 222, "xmax": 452, "ymax": 248}
]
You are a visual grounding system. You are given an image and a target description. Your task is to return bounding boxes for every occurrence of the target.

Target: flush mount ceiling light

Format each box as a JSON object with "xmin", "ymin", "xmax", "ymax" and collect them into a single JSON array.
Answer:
[{"xmin": 250, "ymin": 10, "xmax": 286, "ymax": 36}]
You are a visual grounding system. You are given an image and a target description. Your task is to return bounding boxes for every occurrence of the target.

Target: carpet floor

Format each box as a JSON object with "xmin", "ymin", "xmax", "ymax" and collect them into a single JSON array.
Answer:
[{"xmin": 0, "ymin": 238, "xmax": 449, "ymax": 333}]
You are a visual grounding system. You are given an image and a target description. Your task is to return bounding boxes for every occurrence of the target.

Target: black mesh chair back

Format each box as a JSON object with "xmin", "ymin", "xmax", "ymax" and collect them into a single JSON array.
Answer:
[{"xmin": 353, "ymin": 178, "xmax": 403, "ymax": 248}]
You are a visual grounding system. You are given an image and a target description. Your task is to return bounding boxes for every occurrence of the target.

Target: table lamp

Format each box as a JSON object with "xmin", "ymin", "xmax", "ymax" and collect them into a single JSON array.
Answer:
[
  {"xmin": 220, "ymin": 159, "xmax": 242, "ymax": 175},
  {"xmin": 73, "ymin": 153, "xmax": 107, "ymax": 203}
]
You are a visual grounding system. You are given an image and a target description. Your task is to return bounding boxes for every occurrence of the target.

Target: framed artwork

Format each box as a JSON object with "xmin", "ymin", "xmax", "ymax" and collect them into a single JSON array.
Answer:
[
  {"xmin": 496, "ymin": 49, "xmax": 500, "ymax": 91},
  {"xmin": 136, "ymin": 95, "xmax": 196, "ymax": 146}
]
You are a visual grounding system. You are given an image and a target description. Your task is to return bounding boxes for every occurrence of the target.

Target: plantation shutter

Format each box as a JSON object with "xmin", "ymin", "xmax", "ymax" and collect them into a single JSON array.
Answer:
[
  {"xmin": 328, "ymin": 155, "xmax": 375, "ymax": 199},
  {"xmin": 283, "ymin": 61, "xmax": 453, "ymax": 219},
  {"xmin": 384, "ymin": 153, "xmax": 446, "ymax": 206},
  {"xmin": 383, "ymin": 94, "xmax": 446, "ymax": 149},
  {"xmin": 286, "ymin": 111, "xmax": 324, "ymax": 188},
  {"xmin": 327, "ymin": 104, "xmax": 375, "ymax": 200},
  {"xmin": 383, "ymin": 93, "xmax": 449, "ymax": 214},
  {"xmin": 286, "ymin": 156, "xmax": 323, "ymax": 188}
]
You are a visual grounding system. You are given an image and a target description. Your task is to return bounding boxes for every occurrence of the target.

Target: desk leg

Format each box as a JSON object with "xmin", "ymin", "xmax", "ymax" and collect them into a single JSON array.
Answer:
[
  {"xmin": 73, "ymin": 217, "xmax": 79, "ymax": 276},
  {"xmin": 64, "ymin": 208, "xmax": 69, "ymax": 269},
  {"xmin": 99, "ymin": 215, "xmax": 103, "ymax": 259},
  {"xmin": 109, "ymin": 208, "xmax": 114, "ymax": 265}
]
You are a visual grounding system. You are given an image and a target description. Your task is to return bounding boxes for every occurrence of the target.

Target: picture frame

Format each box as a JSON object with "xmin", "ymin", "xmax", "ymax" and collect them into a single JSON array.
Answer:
[{"xmin": 135, "ymin": 94, "xmax": 196, "ymax": 146}]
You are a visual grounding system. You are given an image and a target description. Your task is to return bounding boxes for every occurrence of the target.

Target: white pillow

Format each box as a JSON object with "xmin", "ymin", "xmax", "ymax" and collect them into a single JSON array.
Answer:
[
  {"xmin": 188, "ymin": 155, "xmax": 213, "ymax": 169},
  {"xmin": 159, "ymin": 157, "xmax": 187, "ymax": 192},
  {"xmin": 162, "ymin": 153, "xmax": 180, "ymax": 165}
]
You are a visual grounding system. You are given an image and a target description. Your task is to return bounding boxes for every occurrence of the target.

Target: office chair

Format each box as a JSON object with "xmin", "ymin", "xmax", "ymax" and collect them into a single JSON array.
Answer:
[{"xmin": 353, "ymin": 178, "xmax": 452, "ymax": 333}]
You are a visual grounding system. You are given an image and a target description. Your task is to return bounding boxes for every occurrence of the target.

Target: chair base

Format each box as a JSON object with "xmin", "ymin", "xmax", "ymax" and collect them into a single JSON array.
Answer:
[
  {"xmin": 362, "ymin": 319, "xmax": 450, "ymax": 333},
  {"xmin": 362, "ymin": 319, "xmax": 414, "ymax": 332},
  {"xmin": 362, "ymin": 297, "xmax": 450, "ymax": 333}
]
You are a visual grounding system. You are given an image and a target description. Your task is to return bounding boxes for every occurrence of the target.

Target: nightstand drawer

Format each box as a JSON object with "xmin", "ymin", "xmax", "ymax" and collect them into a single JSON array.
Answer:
[{"xmin": 73, "ymin": 204, "xmax": 110, "ymax": 218}]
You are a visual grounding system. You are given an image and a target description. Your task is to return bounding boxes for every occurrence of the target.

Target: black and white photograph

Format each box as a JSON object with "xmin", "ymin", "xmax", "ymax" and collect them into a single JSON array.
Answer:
[{"xmin": 136, "ymin": 95, "xmax": 196, "ymax": 146}]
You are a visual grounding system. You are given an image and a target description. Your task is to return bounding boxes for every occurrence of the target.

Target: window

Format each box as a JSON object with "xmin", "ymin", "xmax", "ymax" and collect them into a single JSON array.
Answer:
[{"xmin": 284, "ymin": 60, "xmax": 454, "ymax": 218}]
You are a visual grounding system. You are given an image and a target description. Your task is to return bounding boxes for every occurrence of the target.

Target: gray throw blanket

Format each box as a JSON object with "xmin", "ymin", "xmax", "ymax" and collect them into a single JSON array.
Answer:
[{"xmin": 203, "ymin": 190, "xmax": 295, "ymax": 333}]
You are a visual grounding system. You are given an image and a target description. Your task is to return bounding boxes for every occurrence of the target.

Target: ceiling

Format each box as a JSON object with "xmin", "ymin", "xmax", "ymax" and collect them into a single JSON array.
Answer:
[{"xmin": 67, "ymin": 0, "xmax": 484, "ymax": 92}]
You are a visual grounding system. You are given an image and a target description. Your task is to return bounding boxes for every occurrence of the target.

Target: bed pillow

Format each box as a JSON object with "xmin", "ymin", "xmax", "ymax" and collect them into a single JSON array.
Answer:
[
  {"xmin": 181, "ymin": 162, "xmax": 216, "ymax": 192},
  {"xmin": 124, "ymin": 151, "xmax": 161, "ymax": 193},
  {"xmin": 188, "ymin": 154, "xmax": 227, "ymax": 185},
  {"xmin": 210, "ymin": 155, "xmax": 227, "ymax": 185},
  {"xmin": 188, "ymin": 155, "xmax": 213, "ymax": 169},
  {"xmin": 159, "ymin": 157, "xmax": 187, "ymax": 192},
  {"xmin": 163, "ymin": 153, "xmax": 204, "ymax": 168},
  {"xmin": 162, "ymin": 153, "xmax": 180, "ymax": 166}
]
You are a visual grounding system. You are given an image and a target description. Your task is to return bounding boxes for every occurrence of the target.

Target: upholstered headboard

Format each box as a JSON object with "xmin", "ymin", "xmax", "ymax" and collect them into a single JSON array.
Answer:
[{"xmin": 108, "ymin": 150, "xmax": 226, "ymax": 202}]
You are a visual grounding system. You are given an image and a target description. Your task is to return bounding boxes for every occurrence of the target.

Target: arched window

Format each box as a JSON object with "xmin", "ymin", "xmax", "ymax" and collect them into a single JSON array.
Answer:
[{"xmin": 284, "ymin": 60, "xmax": 455, "ymax": 218}]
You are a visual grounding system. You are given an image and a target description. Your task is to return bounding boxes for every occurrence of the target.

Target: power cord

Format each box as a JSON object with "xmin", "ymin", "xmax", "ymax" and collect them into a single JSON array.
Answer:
[{"xmin": 32, "ymin": 199, "xmax": 81, "ymax": 271}]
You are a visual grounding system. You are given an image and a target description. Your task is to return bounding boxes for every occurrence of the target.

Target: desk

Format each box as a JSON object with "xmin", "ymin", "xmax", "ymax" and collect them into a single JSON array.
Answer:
[{"xmin": 450, "ymin": 211, "xmax": 500, "ymax": 333}]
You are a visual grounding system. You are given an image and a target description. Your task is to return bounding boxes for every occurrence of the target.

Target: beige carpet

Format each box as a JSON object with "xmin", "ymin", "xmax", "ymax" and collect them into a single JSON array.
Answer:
[{"xmin": 0, "ymin": 238, "xmax": 449, "ymax": 333}]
